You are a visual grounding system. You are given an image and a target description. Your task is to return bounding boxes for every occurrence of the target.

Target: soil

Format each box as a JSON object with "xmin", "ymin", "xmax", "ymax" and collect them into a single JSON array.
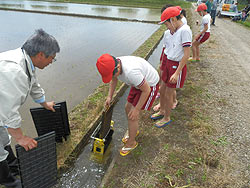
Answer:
[{"xmin": 101, "ymin": 4, "xmax": 250, "ymax": 188}]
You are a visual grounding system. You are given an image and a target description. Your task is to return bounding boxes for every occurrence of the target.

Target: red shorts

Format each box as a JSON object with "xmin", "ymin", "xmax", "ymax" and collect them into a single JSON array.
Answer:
[
  {"xmin": 196, "ymin": 32, "xmax": 210, "ymax": 43},
  {"xmin": 161, "ymin": 59, "xmax": 187, "ymax": 88},
  {"xmin": 160, "ymin": 53, "xmax": 167, "ymax": 71},
  {"xmin": 127, "ymin": 84, "xmax": 159, "ymax": 111}
]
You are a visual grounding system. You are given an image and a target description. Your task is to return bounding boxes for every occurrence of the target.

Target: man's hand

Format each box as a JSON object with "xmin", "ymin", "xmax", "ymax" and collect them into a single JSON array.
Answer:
[
  {"xmin": 41, "ymin": 101, "xmax": 55, "ymax": 112},
  {"xmin": 16, "ymin": 135, "xmax": 37, "ymax": 151},
  {"xmin": 128, "ymin": 108, "xmax": 140, "ymax": 121},
  {"xmin": 7, "ymin": 127, "xmax": 37, "ymax": 151}
]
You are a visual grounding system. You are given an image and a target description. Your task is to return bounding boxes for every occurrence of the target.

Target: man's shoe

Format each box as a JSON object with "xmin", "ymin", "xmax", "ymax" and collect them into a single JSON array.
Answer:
[{"xmin": 0, "ymin": 160, "xmax": 22, "ymax": 188}]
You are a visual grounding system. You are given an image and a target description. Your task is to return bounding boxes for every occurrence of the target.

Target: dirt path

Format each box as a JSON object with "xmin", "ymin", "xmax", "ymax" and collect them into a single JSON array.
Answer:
[{"xmin": 191, "ymin": 5, "xmax": 250, "ymax": 186}]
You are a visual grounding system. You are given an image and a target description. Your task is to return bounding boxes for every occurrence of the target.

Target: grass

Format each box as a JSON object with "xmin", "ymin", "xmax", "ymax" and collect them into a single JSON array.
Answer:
[
  {"xmin": 238, "ymin": 19, "xmax": 250, "ymax": 28},
  {"xmin": 35, "ymin": 0, "xmax": 191, "ymax": 9}
]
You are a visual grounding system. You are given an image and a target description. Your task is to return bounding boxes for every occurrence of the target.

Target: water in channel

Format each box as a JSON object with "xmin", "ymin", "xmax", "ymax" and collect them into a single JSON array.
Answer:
[{"xmin": 55, "ymin": 39, "xmax": 163, "ymax": 188}]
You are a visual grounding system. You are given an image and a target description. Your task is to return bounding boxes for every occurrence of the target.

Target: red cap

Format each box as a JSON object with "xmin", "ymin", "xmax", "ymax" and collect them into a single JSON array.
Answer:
[
  {"xmin": 176, "ymin": 6, "xmax": 182, "ymax": 11},
  {"xmin": 196, "ymin": 3, "xmax": 207, "ymax": 12},
  {"xmin": 159, "ymin": 7, "xmax": 181, "ymax": 24},
  {"xmin": 96, "ymin": 54, "xmax": 116, "ymax": 83}
]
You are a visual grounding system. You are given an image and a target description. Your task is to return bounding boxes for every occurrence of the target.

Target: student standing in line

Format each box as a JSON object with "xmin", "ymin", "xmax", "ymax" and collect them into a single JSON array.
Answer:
[
  {"xmin": 152, "ymin": 5, "xmax": 189, "ymax": 116},
  {"xmin": 151, "ymin": 7, "xmax": 192, "ymax": 128},
  {"xmin": 96, "ymin": 54, "xmax": 159, "ymax": 156},
  {"xmin": 0, "ymin": 29, "xmax": 60, "ymax": 188},
  {"xmin": 189, "ymin": 3, "xmax": 211, "ymax": 62}
]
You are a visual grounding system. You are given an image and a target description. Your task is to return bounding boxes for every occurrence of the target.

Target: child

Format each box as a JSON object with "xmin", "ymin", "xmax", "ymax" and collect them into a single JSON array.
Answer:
[
  {"xmin": 152, "ymin": 5, "xmax": 186, "ymax": 113},
  {"xmin": 96, "ymin": 54, "xmax": 159, "ymax": 156},
  {"xmin": 189, "ymin": 3, "xmax": 210, "ymax": 62},
  {"xmin": 151, "ymin": 6, "xmax": 192, "ymax": 128}
]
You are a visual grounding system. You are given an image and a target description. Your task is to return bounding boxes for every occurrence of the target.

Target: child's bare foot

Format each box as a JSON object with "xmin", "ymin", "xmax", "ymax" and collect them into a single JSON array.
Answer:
[{"xmin": 153, "ymin": 103, "xmax": 160, "ymax": 112}]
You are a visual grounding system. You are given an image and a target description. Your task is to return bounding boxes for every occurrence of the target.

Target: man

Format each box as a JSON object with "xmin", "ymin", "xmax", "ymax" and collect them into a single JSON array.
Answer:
[
  {"xmin": 205, "ymin": 0, "xmax": 212, "ymax": 13},
  {"xmin": 96, "ymin": 54, "xmax": 159, "ymax": 156},
  {"xmin": 211, "ymin": 0, "xmax": 218, "ymax": 25},
  {"xmin": 0, "ymin": 29, "xmax": 60, "ymax": 187}
]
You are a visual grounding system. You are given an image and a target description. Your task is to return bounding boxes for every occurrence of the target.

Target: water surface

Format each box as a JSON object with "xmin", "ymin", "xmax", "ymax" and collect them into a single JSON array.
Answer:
[{"xmin": 0, "ymin": 0, "xmax": 161, "ymax": 21}]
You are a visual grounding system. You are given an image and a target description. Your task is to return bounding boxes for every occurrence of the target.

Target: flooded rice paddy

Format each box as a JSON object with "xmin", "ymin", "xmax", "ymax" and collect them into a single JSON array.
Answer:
[{"xmin": 0, "ymin": 0, "xmax": 160, "ymax": 21}]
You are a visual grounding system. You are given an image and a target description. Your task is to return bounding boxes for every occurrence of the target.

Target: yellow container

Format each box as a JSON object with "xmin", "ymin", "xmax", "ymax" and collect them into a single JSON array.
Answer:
[{"xmin": 222, "ymin": 4, "xmax": 230, "ymax": 11}]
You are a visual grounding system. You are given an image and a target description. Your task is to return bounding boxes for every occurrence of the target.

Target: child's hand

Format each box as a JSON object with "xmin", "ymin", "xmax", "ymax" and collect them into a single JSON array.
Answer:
[{"xmin": 169, "ymin": 73, "xmax": 179, "ymax": 84}]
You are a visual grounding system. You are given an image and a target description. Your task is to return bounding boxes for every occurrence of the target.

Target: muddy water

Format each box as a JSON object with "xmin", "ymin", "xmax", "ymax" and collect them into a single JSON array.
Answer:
[
  {"xmin": 0, "ymin": 0, "xmax": 160, "ymax": 21},
  {"xmin": 0, "ymin": 10, "xmax": 159, "ymax": 138},
  {"xmin": 55, "ymin": 39, "xmax": 164, "ymax": 188}
]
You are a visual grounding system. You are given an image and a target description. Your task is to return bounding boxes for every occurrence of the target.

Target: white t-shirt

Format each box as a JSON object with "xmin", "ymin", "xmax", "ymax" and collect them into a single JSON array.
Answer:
[
  {"xmin": 163, "ymin": 30, "xmax": 174, "ymax": 56},
  {"xmin": 200, "ymin": 14, "xmax": 211, "ymax": 32},
  {"xmin": 117, "ymin": 56, "xmax": 159, "ymax": 88},
  {"xmin": 181, "ymin": 17, "xmax": 187, "ymax": 25},
  {"xmin": 166, "ymin": 24, "xmax": 192, "ymax": 62}
]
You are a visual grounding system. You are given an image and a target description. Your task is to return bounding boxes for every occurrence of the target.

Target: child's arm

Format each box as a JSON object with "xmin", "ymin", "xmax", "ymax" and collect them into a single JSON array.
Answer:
[
  {"xmin": 128, "ymin": 80, "xmax": 151, "ymax": 121},
  {"xmin": 169, "ymin": 46, "xmax": 190, "ymax": 84},
  {"xmin": 105, "ymin": 77, "xmax": 118, "ymax": 108}
]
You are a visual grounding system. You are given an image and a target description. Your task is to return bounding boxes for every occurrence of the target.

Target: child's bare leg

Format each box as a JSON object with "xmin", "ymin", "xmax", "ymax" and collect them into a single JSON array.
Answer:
[
  {"xmin": 124, "ymin": 102, "xmax": 138, "ymax": 148},
  {"xmin": 172, "ymin": 90, "xmax": 178, "ymax": 109}
]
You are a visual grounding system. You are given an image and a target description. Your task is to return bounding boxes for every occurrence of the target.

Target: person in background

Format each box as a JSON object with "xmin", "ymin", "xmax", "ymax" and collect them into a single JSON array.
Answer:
[
  {"xmin": 211, "ymin": 0, "xmax": 218, "ymax": 26},
  {"xmin": 96, "ymin": 54, "xmax": 159, "ymax": 156},
  {"xmin": 205, "ymin": 0, "xmax": 212, "ymax": 13},
  {"xmin": 189, "ymin": 3, "xmax": 211, "ymax": 62},
  {"xmin": 0, "ymin": 29, "xmax": 60, "ymax": 188}
]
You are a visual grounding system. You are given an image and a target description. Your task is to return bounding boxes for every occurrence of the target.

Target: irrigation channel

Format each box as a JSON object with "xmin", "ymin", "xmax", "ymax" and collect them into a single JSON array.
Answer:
[{"xmin": 0, "ymin": 1, "xmax": 163, "ymax": 187}]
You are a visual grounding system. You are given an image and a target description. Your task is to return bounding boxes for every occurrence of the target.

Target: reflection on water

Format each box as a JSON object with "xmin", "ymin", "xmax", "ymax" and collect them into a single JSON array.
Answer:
[
  {"xmin": 118, "ymin": 7, "xmax": 139, "ymax": 14},
  {"xmin": 31, "ymin": 5, "xmax": 46, "ymax": 9},
  {"xmin": 91, "ymin": 7, "xmax": 111, "ymax": 12},
  {"xmin": 49, "ymin": 5, "xmax": 68, "ymax": 10},
  {"xmin": 0, "ymin": 3, "xmax": 24, "ymax": 8}
]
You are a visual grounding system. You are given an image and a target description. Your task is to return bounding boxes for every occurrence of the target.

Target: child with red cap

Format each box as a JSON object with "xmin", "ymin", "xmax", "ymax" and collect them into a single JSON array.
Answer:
[
  {"xmin": 96, "ymin": 54, "xmax": 159, "ymax": 156},
  {"xmin": 152, "ymin": 5, "xmax": 189, "ymax": 113},
  {"xmin": 189, "ymin": 3, "xmax": 211, "ymax": 61},
  {"xmin": 151, "ymin": 6, "xmax": 192, "ymax": 128}
]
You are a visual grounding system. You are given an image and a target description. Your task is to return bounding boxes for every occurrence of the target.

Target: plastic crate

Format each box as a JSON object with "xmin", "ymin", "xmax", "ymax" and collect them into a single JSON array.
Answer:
[
  {"xmin": 15, "ymin": 132, "xmax": 57, "ymax": 188},
  {"xmin": 30, "ymin": 101, "xmax": 70, "ymax": 142}
]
